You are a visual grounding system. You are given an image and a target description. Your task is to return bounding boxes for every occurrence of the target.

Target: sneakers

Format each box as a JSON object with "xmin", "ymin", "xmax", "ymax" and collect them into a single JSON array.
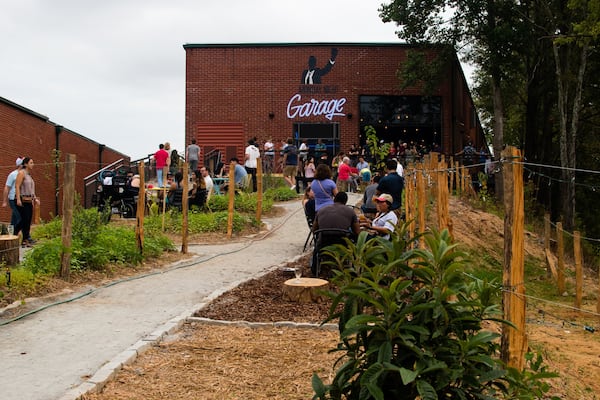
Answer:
[
  {"xmin": 290, "ymin": 185, "xmax": 296, "ymax": 190},
  {"xmin": 21, "ymin": 238, "xmax": 36, "ymax": 248}
]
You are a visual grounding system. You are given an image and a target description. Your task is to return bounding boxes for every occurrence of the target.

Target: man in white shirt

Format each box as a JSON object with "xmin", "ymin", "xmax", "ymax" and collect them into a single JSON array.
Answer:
[
  {"xmin": 245, "ymin": 138, "xmax": 261, "ymax": 192},
  {"xmin": 200, "ymin": 166, "xmax": 214, "ymax": 201}
]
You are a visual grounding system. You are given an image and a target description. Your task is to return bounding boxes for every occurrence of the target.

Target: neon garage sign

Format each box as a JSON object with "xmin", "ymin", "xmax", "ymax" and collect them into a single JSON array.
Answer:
[{"xmin": 286, "ymin": 93, "xmax": 346, "ymax": 121}]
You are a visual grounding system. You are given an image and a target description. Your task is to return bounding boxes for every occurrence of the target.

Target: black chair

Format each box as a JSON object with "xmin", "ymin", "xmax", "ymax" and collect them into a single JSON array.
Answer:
[
  {"xmin": 167, "ymin": 188, "xmax": 184, "ymax": 211},
  {"xmin": 302, "ymin": 199, "xmax": 316, "ymax": 252},
  {"xmin": 310, "ymin": 228, "xmax": 353, "ymax": 278}
]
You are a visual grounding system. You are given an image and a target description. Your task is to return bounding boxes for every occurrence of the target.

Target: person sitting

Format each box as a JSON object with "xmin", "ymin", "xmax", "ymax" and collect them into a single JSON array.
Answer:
[
  {"xmin": 311, "ymin": 192, "xmax": 361, "ymax": 276},
  {"xmin": 361, "ymin": 175, "xmax": 381, "ymax": 217},
  {"xmin": 200, "ymin": 166, "xmax": 214, "ymax": 202},
  {"xmin": 167, "ymin": 171, "xmax": 184, "ymax": 210},
  {"xmin": 189, "ymin": 170, "xmax": 207, "ymax": 209},
  {"xmin": 302, "ymin": 185, "xmax": 316, "ymax": 223},
  {"xmin": 359, "ymin": 193, "xmax": 398, "ymax": 241},
  {"xmin": 231, "ymin": 157, "xmax": 248, "ymax": 188}
]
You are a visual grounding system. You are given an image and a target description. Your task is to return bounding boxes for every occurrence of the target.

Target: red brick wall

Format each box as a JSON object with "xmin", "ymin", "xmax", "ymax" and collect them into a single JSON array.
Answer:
[
  {"xmin": 0, "ymin": 98, "xmax": 129, "ymax": 223},
  {"xmin": 184, "ymin": 43, "xmax": 481, "ymax": 160}
]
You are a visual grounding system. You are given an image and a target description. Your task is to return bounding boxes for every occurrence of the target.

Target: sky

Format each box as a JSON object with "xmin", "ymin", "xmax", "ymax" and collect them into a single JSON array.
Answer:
[{"xmin": 0, "ymin": 0, "xmax": 467, "ymax": 161}]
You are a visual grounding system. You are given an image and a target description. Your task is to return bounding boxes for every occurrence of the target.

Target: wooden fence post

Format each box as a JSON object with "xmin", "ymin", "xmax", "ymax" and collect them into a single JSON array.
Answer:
[
  {"xmin": 60, "ymin": 154, "xmax": 76, "ymax": 280},
  {"xmin": 544, "ymin": 213, "xmax": 551, "ymax": 277},
  {"xmin": 135, "ymin": 161, "xmax": 146, "ymax": 254},
  {"xmin": 181, "ymin": 162, "xmax": 189, "ymax": 254},
  {"xmin": 437, "ymin": 161, "xmax": 449, "ymax": 233},
  {"xmin": 557, "ymin": 222, "xmax": 565, "ymax": 295},
  {"xmin": 416, "ymin": 168, "xmax": 426, "ymax": 249},
  {"xmin": 455, "ymin": 161, "xmax": 460, "ymax": 196},
  {"xmin": 406, "ymin": 168, "xmax": 416, "ymax": 244},
  {"xmin": 501, "ymin": 146, "xmax": 527, "ymax": 370},
  {"xmin": 574, "ymin": 231, "xmax": 582, "ymax": 309},
  {"xmin": 227, "ymin": 162, "xmax": 235, "ymax": 239},
  {"xmin": 256, "ymin": 157, "xmax": 263, "ymax": 223}
]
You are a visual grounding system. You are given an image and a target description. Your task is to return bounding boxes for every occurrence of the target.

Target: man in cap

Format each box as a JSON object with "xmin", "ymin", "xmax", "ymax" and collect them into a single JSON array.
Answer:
[{"xmin": 2, "ymin": 157, "xmax": 24, "ymax": 234}]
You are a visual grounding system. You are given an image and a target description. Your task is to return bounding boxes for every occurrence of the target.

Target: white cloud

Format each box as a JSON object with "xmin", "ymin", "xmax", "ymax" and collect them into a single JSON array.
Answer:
[{"xmin": 0, "ymin": 0, "xmax": 401, "ymax": 160}]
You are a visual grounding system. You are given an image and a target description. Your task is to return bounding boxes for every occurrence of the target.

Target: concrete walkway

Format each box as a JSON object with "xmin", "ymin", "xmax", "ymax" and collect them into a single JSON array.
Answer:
[{"xmin": 0, "ymin": 195, "xmax": 348, "ymax": 400}]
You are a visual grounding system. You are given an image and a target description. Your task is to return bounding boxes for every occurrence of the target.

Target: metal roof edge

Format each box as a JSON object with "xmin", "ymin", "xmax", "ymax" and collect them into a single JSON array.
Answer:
[{"xmin": 182, "ymin": 42, "xmax": 442, "ymax": 49}]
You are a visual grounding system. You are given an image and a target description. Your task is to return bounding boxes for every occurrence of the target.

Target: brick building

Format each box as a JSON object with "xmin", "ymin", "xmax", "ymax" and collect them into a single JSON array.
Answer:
[
  {"xmin": 0, "ymin": 96, "xmax": 129, "ymax": 222},
  {"xmin": 184, "ymin": 42, "xmax": 484, "ymax": 166}
]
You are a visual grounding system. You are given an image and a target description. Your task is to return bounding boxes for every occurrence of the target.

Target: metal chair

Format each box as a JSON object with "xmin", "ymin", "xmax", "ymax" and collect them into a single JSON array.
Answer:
[{"xmin": 310, "ymin": 228, "xmax": 353, "ymax": 278}]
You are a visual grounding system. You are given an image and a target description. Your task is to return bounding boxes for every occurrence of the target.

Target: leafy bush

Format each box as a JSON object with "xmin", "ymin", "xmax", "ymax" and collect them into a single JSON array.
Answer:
[
  {"xmin": 312, "ymin": 228, "xmax": 556, "ymax": 400},
  {"xmin": 144, "ymin": 210, "xmax": 256, "ymax": 235},
  {"xmin": 207, "ymin": 192, "xmax": 276, "ymax": 212}
]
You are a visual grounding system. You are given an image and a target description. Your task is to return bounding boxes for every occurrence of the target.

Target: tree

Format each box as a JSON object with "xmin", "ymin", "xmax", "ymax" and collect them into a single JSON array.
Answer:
[{"xmin": 379, "ymin": 1, "xmax": 527, "ymax": 200}]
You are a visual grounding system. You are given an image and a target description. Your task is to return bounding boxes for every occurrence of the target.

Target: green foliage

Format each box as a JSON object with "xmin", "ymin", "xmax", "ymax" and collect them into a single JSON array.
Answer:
[
  {"xmin": 144, "ymin": 210, "xmax": 255, "ymax": 235},
  {"xmin": 21, "ymin": 226, "xmax": 175, "ymax": 274},
  {"xmin": 312, "ymin": 227, "xmax": 555, "ymax": 400},
  {"xmin": 19, "ymin": 204, "xmax": 174, "ymax": 276},
  {"xmin": 397, "ymin": 48, "xmax": 453, "ymax": 94},
  {"xmin": 364, "ymin": 125, "xmax": 390, "ymax": 172},
  {"xmin": 207, "ymin": 192, "xmax": 275, "ymax": 213}
]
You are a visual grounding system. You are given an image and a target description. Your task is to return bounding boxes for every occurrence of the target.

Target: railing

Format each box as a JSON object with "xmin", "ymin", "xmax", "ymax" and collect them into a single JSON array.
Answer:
[{"xmin": 83, "ymin": 158, "xmax": 127, "ymax": 209}]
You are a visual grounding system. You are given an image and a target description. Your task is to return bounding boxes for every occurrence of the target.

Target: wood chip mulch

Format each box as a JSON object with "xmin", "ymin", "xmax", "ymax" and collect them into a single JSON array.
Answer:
[{"xmin": 83, "ymin": 254, "xmax": 344, "ymax": 400}]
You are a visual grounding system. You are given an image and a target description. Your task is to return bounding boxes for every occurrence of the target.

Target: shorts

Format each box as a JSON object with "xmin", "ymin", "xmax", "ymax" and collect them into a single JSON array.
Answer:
[{"xmin": 283, "ymin": 165, "xmax": 297, "ymax": 177}]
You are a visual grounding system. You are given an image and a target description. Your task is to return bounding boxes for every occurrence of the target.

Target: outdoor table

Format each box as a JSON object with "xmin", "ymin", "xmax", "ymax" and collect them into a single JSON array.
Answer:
[{"xmin": 212, "ymin": 177, "xmax": 229, "ymax": 195}]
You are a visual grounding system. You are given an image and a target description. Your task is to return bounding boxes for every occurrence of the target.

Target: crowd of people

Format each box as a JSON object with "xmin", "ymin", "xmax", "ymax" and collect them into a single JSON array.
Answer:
[{"xmin": 2, "ymin": 157, "xmax": 39, "ymax": 247}]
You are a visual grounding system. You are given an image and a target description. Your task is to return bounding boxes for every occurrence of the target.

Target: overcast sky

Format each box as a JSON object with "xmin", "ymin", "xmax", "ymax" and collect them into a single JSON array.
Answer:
[{"xmin": 0, "ymin": 0, "xmax": 427, "ymax": 160}]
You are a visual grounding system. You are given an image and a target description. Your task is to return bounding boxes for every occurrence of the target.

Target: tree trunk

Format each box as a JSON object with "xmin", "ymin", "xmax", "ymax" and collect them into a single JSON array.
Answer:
[
  {"xmin": 491, "ymin": 75, "xmax": 505, "ymax": 202},
  {"xmin": 553, "ymin": 41, "xmax": 587, "ymax": 231}
]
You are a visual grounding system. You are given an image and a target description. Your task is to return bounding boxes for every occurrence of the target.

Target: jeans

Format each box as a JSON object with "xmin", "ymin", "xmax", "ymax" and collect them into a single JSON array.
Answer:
[
  {"xmin": 157, "ymin": 168, "xmax": 164, "ymax": 187},
  {"xmin": 9, "ymin": 199, "xmax": 22, "ymax": 234},
  {"xmin": 17, "ymin": 202, "xmax": 33, "ymax": 240}
]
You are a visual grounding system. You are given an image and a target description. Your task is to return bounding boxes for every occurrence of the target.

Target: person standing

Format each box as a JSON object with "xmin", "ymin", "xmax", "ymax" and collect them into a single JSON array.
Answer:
[
  {"xmin": 2, "ymin": 157, "xmax": 24, "ymax": 235},
  {"xmin": 337, "ymin": 156, "xmax": 357, "ymax": 192},
  {"xmin": 375, "ymin": 159, "xmax": 405, "ymax": 215},
  {"xmin": 154, "ymin": 143, "xmax": 169, "ymax": 187},
  {"xmin": 282, "ymin": 138, "xmax": 298, "ymax": 190},
  {"xmin": 244, "ymin": 138, "xmax": 261, "ymax": 192},
  {"xmin": 263, "ymin": 137, "xmax": 275, "ymax": 174},
  {"xmin": 186, "ymin": 139, "xmax": 201, "ymax": 172},
  {"xmin": 15, "ymin": 157, "xmax": 39, "ymax": 247},
  {"xmin": 314, "ymin": 139, "xmax": 327, "ymax": 160}
]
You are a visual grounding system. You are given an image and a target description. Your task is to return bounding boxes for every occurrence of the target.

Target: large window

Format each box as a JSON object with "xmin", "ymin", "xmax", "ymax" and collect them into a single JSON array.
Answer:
[{"xmin": 359, "ymin": 95, "xmax": 442, "ymax": 146}]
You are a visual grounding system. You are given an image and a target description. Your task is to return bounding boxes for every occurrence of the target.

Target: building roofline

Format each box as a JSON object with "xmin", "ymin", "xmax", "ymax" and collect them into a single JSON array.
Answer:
[
  {"xmin": 0, "ymin": 96, "xmax": 49, "ymax": 122},
  {"xmin": 183, "ymin": 42, "xmax": 444, "ymax": 50}
]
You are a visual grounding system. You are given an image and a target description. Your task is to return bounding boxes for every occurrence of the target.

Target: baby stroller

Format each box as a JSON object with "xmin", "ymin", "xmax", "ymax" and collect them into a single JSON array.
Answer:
[
  {"xmin": 309, "ymin": 228, "xmax": 354, "ymax": 278},
  {"xmin": 95, "ymin": 170, "xmax": 138, "ymax": 221}
]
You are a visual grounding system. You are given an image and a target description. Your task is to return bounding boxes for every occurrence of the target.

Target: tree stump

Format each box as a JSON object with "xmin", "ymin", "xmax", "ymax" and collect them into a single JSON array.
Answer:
[
  {"xmin": 282, "ymin": 278, "xmax": 328, "ymax": 303},
  {"xmin": 0, "ymin": 235, "xmax": 20, "ymax": 266}
]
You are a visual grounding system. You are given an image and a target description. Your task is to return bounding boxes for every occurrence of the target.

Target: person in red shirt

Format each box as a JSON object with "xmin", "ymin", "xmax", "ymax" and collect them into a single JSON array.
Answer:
[
  {"xmin": 154, "ymin": 143, "xmax": 170, "ymax": 187},
  {"xmin": 336, "ymin": 157, "xmax": 357, "ymax": 193}
]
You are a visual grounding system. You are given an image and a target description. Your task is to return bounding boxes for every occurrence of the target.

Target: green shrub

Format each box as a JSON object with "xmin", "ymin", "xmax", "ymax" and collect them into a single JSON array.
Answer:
[{"xmin": 312, "ymin": 227, "xmax": 556, "ymax": 400}]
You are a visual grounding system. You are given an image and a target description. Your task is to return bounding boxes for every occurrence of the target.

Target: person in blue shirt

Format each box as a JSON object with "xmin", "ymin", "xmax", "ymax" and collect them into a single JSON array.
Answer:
[
  {"xmin": 230, "ymin": 157, "xmax": 248, "ymax": 187},
  {"xmin": 2, "ymin": 157, "xmax": 24, "ymax": 233}
]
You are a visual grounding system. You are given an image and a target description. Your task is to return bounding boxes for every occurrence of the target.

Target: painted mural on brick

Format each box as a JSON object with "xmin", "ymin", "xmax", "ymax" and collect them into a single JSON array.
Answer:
[{"xmin": 287, "ymin": 47, "xmax": 346, "ymax": 121}]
